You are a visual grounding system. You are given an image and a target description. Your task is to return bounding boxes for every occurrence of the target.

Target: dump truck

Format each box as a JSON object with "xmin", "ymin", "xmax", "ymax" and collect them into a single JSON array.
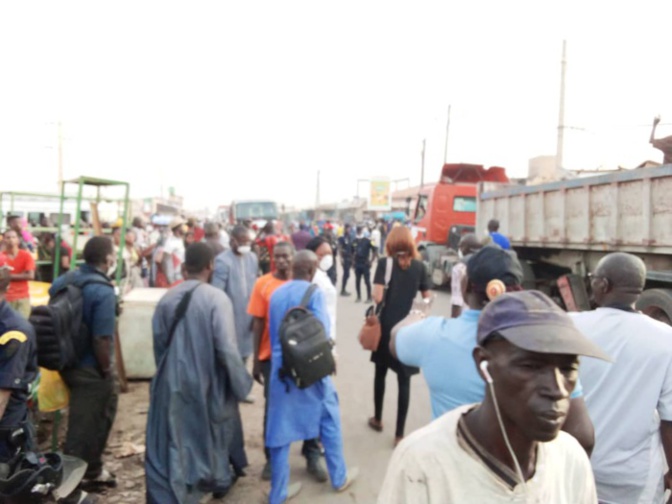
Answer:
[{"xmin": 476, "ymin": 164, "xmax": 672, "ymax": 324}]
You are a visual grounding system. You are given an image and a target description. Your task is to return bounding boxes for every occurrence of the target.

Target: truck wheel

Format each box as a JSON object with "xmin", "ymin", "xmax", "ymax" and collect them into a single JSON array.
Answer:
[
  {"xmin": 520, "ymin": 260, "xmax": 536, "ymax": 291},
  {"xmin": 636, "ymin": 289, "xmax": 672, "ymax": 326}
]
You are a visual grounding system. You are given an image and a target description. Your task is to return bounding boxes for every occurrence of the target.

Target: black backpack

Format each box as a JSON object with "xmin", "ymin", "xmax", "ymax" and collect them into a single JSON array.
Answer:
[
  {"xmin": 29, "ymin": 272, "xmax": 114, "ymax": 371},
  {"xmin": 278, "ymin": 284, "xmax": 335, "ymax": 389}
]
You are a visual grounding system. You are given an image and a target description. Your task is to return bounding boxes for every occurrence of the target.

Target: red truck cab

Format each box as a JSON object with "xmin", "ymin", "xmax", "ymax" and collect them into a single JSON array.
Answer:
[{"xmin": 412, "ymin": 163, "xmax": 508, "ymax": 245}]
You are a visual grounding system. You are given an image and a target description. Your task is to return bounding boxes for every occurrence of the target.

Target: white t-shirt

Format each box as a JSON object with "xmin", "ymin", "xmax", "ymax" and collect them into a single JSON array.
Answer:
[
  {"xmin": 570, "ymin": 308, "xmax": 672, "ymax": 504},
  {"xmin": 312, "ymin": 269, "xmax": 337, "ymax": 340},
  {"xmin": 163, "ymin": 234, "xmax": 185, "ymax": 264},
  {"xmin": 378, "ymin": 405, "xmax": 597, "ymax": 504},
  {"xmin": 371, "ymin": 228, "xmax": 381, "ymax": 248},
  {"xmin": 219, "ymin": 229, "xmax": 230, "ymax": 250},
  {"xmin": 451, "ymin": 262, "xmax": 466, "ymax": 307}
]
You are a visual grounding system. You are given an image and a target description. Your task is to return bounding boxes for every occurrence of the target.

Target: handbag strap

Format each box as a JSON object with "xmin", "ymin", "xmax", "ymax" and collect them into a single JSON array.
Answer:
[
  {"xmin": 384, "ymin": 257, "xmax": 393, "ymax": 288},
  {"xmin": 376, "ymin": 257, "xmax": 394, "ymax": 315}
]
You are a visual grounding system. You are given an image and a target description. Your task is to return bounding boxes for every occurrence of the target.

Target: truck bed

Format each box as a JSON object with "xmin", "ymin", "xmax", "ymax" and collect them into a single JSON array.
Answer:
[{"xmin": 477, "ymin": 164, "xmax": 672, "ymax": 255}]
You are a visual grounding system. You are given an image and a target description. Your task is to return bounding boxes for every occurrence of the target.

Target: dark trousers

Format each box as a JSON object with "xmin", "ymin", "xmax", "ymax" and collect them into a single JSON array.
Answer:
[
  {"xmin": 0, "ymin": 419, "xmax": 36, "ymax": 463},
  {"xmin": 61, "ymin": 367, "xmax": 119, "ymax": 478},
  {"xmin": 341, "ymin": 261, "xmax": 351, "ymax": 293},
  {"xmin": 261, "ymin": 360, "xmax": 272, "ymax": 461},
  {"xmin": 354, "ymin": 265, "xmax": 371, "ymax": 300},
  {"xmin": 261, "ymin": 361, "xmax": 321, "ymax": 463},
  {"xmin": 374, "ymin": 363, "xmax": 411, "ymax": 438}
]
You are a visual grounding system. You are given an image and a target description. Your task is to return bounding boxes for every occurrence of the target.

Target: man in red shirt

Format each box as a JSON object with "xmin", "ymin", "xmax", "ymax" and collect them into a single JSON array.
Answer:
[
  {"xmin": 0, "ymin": 230, "xmax": 35, "ymax": 318},
  {"xmin": 256, "ymin": 221, "xmax": 289, "ymax": 275}
]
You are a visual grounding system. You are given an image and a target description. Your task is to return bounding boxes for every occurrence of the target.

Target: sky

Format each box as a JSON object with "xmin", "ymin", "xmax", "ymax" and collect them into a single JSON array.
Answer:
[{"xmin": 2, "ymin": 1, "xmax": 672, "ymax": 213}]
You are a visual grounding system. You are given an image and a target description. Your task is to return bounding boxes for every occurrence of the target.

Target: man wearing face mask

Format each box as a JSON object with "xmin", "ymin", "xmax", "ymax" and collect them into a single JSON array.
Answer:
[
  {"xmin": 49, "ymin": 236, "xmax": 120, "ymax": 490},
  {"xmin": 212, "ymin": 225, "xmax": 259, "ymax": 363},
  {"xmin": 306, "ymin": 236, "xmax": 338, "ymax": 343}
]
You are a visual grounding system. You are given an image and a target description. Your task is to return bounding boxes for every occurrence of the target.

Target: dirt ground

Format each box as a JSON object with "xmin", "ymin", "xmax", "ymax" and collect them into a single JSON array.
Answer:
[{"xmin": 47, "ymin": 379, "xmax": 271, "ymax": 504}]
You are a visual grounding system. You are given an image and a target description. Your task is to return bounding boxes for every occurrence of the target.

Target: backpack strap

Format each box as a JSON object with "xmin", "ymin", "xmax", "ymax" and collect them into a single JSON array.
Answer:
[{"xmin": 299, "ymin": 284, "xmax": 319, "ymax": 309}]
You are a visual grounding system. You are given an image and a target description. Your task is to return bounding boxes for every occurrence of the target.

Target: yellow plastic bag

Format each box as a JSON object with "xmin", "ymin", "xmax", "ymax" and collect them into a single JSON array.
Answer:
[{"xmin": 37, "ymin": 368, "xmax": 70, "ymax": 413}]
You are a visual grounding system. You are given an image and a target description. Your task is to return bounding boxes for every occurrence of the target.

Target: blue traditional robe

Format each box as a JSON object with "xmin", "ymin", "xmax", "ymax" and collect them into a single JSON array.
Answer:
[
  {"xmin": 145, "ymin": 280, "xmax": 253, "ymax": 504},
  {"xmin": 266, "ymin": 280, "xmax": 338, "ymax": 447}
]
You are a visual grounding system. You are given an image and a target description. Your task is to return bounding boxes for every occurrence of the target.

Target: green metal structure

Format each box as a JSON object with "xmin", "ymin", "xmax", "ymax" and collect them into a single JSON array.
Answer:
[
  {"xmin": 3, "ymin": 179, "xmax": 130, "ymax": 451},
  {"xmin": 53, "ymin": 177, "xmax": 130, "ymax": 286}
]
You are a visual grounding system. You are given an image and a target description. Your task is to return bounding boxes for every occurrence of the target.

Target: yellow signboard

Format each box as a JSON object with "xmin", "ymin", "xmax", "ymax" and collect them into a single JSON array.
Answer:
[{"xmin": 369, "ymin": 178, "xmax": 391, "ymax": 211}]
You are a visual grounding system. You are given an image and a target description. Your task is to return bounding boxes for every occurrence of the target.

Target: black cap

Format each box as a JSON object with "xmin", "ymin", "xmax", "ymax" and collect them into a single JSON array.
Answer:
[
  {"xmin": 477, "ymin": 290, "xmax": 611, "ymax": 361},
  {"xmin": 466, "ymin": 246, "xmax": 523, "ymax": 290}
]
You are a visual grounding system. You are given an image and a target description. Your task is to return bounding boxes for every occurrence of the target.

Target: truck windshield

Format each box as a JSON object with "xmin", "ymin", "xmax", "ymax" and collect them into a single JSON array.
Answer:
[
  {"xmin": 453, "ymin": 196, "xmax": 476, "ymax": 212},
  {"xmin": 415, "ymin": 194, "xmax": 429, "ymax": 222},
  {"xmin": 235, "ymin": 201, "xmax": 278, "ymax": 220}
]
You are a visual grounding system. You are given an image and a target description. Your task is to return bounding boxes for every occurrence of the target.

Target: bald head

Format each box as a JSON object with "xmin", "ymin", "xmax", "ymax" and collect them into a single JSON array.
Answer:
[
  {"xmin": 293, "ymin": 250, "xmax": 318, "ymax": 281},
  {"xmin": 592, "ymin": 252, "xmax": 646, "ymax": 307},
  {"xmin": 459, "ymin": 233, "xmax": 482, "ymax": 256}
]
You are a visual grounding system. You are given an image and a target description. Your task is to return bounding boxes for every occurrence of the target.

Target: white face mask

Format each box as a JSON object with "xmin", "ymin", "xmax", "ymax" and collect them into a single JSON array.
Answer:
[
  {"xmin": 319, "ymin": 254, "xmax": 334, "ymax": 272},
  {"xmin": 458, "ymin": 249, "xmax": 464, "ymax": 259},
  {"xmin": 238, "ymin": 245, "xmax": 252, "ymax": 255}
]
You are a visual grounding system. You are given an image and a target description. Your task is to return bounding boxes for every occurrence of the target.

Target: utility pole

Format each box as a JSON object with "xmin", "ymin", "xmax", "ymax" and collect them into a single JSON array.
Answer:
[
  {"xmin": 443, "ymin": 105, "xmax": 451, "ymax": 164},
  {"xmin": 57, "ymin": 121, "xmax": 64, "ymax": 191},
  {"xmin": 420, "ymin": 139, "xmax": 426, "ymax": 189},
  {"xmin": 556, "ymin": 40, "xmax": 567, "ymax": 172}
]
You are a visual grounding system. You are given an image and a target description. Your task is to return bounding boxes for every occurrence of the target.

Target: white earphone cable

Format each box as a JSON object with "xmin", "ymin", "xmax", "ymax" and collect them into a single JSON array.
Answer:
[{"xmin": 487, "ymin": 380, "xmax": 529, "ymax": 495}]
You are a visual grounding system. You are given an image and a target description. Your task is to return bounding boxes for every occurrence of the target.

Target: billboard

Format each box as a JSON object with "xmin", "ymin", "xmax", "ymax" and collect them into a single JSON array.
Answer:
[{"xmin": 369, "ymin": 177, "xmax": 391, "ymax": 211}]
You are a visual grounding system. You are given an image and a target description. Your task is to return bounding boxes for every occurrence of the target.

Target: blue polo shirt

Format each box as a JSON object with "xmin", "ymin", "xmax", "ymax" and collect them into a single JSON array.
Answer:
[
  {"xmin": 397, "ymin": 309, "xmax": 583, "ymax": 419},
  {"xmin": 0, "ymin": 301, "xmax": 37, "ymax": 430},
  {"xmin": 49, "ymin": 264, "xmax": 116, "ymax": 368}
]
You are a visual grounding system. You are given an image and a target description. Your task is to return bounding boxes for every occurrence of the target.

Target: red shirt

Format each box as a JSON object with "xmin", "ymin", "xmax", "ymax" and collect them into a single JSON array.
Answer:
[
  {"xmin": 255, "ymin": 234, "xmax": 291, "ymax": 271},
  {"xmin": 193, "ymin": 226, "xmax": 205, "ymax": 243},
  {"xmin": 1, "ymin": 250, "xmax": 35, "ymax": 301}
]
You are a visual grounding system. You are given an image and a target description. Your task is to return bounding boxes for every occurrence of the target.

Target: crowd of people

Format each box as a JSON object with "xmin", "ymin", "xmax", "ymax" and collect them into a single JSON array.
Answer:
[{"xmin": 0, "ymin": 210, "xmax": 671, "ymax": 504}]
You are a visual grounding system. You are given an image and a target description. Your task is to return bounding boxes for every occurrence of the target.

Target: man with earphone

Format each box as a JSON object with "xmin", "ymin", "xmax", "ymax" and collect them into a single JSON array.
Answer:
[
  {"xmin": 379, "ymin": 289, "xmax": 611, "ymax": 504},
  {"xmin": 391, "ymin": 246, "xmax": 596, "ymax": 454}
]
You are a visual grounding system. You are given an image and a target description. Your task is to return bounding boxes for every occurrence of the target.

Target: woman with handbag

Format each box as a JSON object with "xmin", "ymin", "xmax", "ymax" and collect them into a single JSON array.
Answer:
[{"xmin": 367, "ymin": 226, "xmax": 431, "ymax": 446}]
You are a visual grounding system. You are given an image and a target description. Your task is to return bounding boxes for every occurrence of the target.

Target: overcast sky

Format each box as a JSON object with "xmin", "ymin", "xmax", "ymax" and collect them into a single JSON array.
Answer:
[{"xmin": 2, "ymin": 1, "xmax": 671, "ymax": 212}]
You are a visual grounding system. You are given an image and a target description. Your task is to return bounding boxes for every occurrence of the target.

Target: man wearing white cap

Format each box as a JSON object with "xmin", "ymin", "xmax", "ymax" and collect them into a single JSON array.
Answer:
[{"xmin": 160, "ymin": 217, "xmax": 187, "ymax": 286}]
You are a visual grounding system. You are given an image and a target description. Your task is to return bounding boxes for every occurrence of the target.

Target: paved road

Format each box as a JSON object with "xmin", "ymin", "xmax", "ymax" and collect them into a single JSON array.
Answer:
[{"xmin": 224, "ymin": 263, "xmax": 453, "ymax": 504}]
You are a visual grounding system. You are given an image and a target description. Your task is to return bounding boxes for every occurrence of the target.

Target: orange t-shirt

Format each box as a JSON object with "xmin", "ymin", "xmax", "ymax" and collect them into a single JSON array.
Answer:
[
  {"xmin": 247, "ymin": 273, "xmax": 288, "ymax": 361},
  {"xmin": 1, "ymin": 250, "xmax": 35, "ymax": 302}
]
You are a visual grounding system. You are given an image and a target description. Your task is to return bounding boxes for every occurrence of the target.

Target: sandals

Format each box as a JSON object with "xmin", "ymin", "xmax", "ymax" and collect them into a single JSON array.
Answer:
[{"xmin": 368, "ymin": 417, "xmax": 383, "ymax": 432}]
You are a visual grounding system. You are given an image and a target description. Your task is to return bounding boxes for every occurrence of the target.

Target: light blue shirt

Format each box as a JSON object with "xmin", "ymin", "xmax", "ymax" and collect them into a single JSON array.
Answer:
[{"xmin": 397, "ymin": 309, "xmax": 583, "ymax": 420}]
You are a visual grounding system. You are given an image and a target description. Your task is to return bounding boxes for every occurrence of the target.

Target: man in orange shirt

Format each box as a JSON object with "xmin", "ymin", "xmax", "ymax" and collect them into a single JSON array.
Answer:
[
  {"xmin": 0, "ymin": 230, "xmax": 35, "ymax": 318},
  {"xmin": 248, "ymin": 242, "xmax": 295, "ymax": 481}
]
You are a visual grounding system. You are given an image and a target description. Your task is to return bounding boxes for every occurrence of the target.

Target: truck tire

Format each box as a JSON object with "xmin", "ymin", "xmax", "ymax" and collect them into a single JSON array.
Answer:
[
  {"xmin": 636, "ymin": 289, "xmax": 672, "ymax": 326},
  {"xmin": 520, "ymin": 260, "xmax": 536, "ymax": 291}
]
